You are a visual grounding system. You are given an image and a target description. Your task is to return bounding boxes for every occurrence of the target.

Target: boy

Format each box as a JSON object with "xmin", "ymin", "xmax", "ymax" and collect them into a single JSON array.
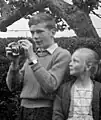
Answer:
[{"xmin": 6, "ymin": 12, "xmax": 71, "ymax": 120}]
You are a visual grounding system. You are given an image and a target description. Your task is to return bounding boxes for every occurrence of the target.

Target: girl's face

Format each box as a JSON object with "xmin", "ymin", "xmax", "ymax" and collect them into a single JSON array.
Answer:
[{"xmin": 69, "ymin": 51, "xmax": 87, "ymax": 77}]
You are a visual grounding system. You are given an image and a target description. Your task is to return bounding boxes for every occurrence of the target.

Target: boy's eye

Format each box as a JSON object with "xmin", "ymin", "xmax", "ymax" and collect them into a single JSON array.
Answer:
[
  {"xmin": 30, "ymin": 31, "xmax": 35, "ymax": 34},
  {"xmin": 30, "ymin": 30, "xmax": 43, "ymax": 34},
  {"xmin": 36, "ymin": 30, "xmax": 43, "ymax": 33}
]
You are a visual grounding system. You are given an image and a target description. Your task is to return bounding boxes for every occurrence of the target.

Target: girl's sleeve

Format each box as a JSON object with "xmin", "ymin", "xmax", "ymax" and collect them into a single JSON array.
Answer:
[
  {"xmin": 52, "ymin": 86, "xmax": 65, "ymax": 120},
  {"xmin": 100, "ymin": 87, "xmax": 101, "ymax": 120}
]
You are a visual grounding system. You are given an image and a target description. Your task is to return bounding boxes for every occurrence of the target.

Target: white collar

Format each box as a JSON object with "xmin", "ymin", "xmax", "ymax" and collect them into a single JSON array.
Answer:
[{"xmin": 46, "ymin": 43, "xmax": 58, "ymax": 54}]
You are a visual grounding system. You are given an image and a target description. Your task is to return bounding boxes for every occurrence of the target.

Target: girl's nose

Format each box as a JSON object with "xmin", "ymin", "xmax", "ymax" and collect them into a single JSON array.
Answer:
[{"xmin": 69, "ymin": 61, "xmax": 73, "ymax": 67}]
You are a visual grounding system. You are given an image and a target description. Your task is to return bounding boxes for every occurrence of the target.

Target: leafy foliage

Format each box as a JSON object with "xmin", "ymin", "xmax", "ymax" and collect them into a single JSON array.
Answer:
[
  {"xmin": 73, "ymin": 0, "xmax": 100, "ymax": 11},
  {"xmin": 5, "ymin": 0, "xmax": 101, "ymax": 16},
  {"xmin": 0, "ymin": 0, "xmax": 100, "ymax": 33}
]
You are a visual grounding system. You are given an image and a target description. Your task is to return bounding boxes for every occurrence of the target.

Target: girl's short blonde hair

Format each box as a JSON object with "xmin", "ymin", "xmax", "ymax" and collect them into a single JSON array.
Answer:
[{"xmin": 76, "ymin": 48, "xmax": 100, "ymax": 78}]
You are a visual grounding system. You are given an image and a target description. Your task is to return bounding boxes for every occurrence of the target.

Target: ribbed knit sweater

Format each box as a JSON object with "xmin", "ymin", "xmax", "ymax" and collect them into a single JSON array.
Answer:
[{"xmin": 6, "ymin": 45, "xmax": 71, "ymax": 108}]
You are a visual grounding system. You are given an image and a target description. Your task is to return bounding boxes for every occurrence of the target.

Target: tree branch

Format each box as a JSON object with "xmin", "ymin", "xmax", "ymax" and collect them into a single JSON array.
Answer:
[
  {"xmin": 0, "ymin": 0, "xmax": 99, "ymax": 38},
  {"xmin": 48, "ymin": 0, "xmax": 99, "ymax": 38}
]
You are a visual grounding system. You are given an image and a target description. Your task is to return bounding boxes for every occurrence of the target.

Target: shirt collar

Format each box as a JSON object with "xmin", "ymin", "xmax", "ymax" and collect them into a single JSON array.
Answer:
[{"xmin": 46, "ymin": 43, "xmax": 58, "ymax": 54}]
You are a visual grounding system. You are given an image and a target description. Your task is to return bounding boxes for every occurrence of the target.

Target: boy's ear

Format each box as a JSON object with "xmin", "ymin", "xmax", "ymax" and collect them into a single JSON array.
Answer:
[{"xmin": 51, "ymin": 28, "xmax": 56, "ymax": 35}]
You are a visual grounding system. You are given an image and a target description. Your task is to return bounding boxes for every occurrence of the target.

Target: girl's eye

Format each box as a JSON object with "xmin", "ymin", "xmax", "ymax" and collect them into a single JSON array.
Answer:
[
  {"xmin": 73, "ymin": 59, "xmax": 76, "ymax": 62},
  {"xmin": 73, "ymin": 59, "xmax": 79, "ymax": 63}
]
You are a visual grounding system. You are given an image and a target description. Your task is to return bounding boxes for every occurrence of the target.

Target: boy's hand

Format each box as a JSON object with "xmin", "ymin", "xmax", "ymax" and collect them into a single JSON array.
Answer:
[
  {"xmin": 5, "ymin": 42, "xmax": 20, "ymax": 64},
  {"xmin": 18, "ymin": 39, "xmax": 37, "ymax": 62}
]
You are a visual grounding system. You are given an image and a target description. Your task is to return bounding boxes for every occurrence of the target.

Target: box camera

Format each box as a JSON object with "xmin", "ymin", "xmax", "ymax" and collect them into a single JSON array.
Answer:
[{"xmin": 10, "ymin": 42, "xmax": 24, "ymax": 56}]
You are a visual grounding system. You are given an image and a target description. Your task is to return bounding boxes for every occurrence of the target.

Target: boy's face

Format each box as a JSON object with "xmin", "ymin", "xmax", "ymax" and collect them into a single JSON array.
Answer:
[
  {"xmin": 30, "ymin": 22, "xmax": 55, "ymax": 49},
  {"xmin": 69, "ymin": 51, "xmax": 87, "ymax": 76}
]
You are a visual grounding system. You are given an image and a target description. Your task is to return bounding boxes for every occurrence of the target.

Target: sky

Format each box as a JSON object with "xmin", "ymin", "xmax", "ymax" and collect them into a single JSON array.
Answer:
[{"xmin": 0, "ymin": 0, "xmax": 101, "ymax": 38}]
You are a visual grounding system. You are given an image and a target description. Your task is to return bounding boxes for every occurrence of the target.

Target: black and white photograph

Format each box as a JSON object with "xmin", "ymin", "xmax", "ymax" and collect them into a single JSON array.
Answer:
[{"xmin": 0, "ymin": 0, "xmax": 101, "ymax": 120}]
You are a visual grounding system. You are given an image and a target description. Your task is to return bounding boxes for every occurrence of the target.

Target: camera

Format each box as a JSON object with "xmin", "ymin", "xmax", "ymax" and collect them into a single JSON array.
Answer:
[{"xmin": 9, "ymin": 42, "xmax": 24, "ymax": 56}]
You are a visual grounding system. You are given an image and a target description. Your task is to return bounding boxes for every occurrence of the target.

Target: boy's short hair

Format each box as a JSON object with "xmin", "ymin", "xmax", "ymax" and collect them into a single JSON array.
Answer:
[{"xmin": 28, "ymin": 12, "xmax": 56, "ymax": 30}]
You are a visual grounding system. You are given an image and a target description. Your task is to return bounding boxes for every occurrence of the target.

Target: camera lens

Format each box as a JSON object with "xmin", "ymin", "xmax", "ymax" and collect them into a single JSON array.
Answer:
[{"xmin": 11, "ymin": 43, "xmax": 20, "ymax": 56}]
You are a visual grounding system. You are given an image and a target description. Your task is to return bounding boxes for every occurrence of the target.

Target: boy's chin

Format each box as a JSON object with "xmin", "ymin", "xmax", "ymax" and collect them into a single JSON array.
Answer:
[{"xmin": 70, "ymin": 72, "xmax": 77, "ymax": 76}]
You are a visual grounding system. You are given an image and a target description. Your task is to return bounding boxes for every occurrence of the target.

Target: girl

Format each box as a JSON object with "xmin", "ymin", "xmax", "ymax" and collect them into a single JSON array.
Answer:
[{"xmin": 52, "ymin": 48, "xmax": 101, "ymax": 120}]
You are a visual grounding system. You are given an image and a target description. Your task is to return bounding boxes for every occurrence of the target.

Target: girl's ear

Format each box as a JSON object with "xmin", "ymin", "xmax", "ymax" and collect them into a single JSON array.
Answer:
[
  {"xmin": 87, "ymin": 62, "xmax": 98, "ymax": 76},
  {"xmin": 86, "ymin": 62, "xmax": 92, "ymax": 71}
]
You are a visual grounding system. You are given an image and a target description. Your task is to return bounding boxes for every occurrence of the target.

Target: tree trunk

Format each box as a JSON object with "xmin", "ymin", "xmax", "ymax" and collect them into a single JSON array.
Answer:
[
  {"xmin": 48, "ymin": 0, "xmax": 99, "ymax": 38},
  {"xmin": 0, "ymin": 0, "xmax": 99, "ymax": 38}
]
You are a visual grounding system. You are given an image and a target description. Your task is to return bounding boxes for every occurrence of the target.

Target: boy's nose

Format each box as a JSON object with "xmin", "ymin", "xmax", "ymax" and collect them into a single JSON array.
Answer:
[{"xmin": 33, "ymin": 32, "xmax": 39, "ymax": 39}]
